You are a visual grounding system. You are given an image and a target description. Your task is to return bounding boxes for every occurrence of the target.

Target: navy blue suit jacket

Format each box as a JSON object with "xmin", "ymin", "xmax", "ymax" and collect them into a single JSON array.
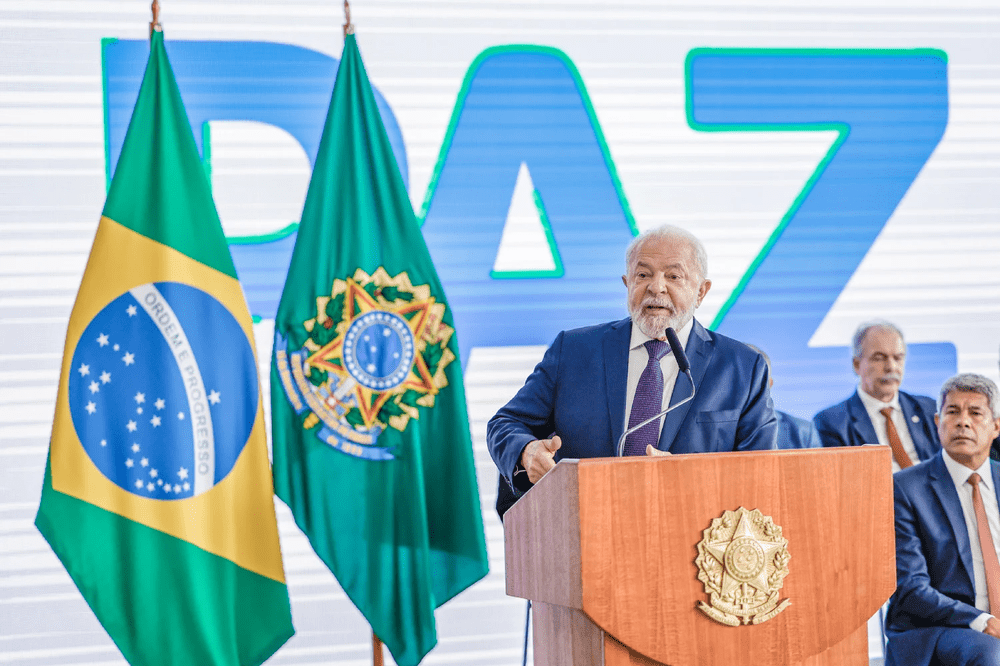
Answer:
[
  {"xmin": 776, "ymin": 411, "xmax": 821, "ymax": 449},
  {"xmin": 486, "ymin": 317, "xmax": 778, "ymax": 490},
  {"xmin": 813, "ymin": 390, "xmax": 940, "ymax": 461},
  {"xmin": 886, "ymin": 452, "xmax": 1000, "ymax": 666}
]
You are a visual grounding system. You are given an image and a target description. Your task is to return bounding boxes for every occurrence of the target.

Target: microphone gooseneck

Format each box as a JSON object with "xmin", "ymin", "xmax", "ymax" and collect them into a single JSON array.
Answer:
[{"xmin": 617, "ymin": 326, "xmax": 697, "ymax": 457}]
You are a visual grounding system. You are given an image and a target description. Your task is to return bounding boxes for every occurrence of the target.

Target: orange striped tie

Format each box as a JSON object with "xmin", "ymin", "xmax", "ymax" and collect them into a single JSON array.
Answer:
[
  {"xmin": 880, "ymin": 407, "xmax": 913, "ymax": 469},
  {"xmin": 968, "ymin": 473, "xmax": 1000, "ymax": 615}
]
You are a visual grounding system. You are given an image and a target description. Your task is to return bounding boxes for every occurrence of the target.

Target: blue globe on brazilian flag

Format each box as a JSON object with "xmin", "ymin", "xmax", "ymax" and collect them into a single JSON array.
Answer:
[{"xmin": 35, "ymin": 29, "xmax": 293, "ymax": 666}]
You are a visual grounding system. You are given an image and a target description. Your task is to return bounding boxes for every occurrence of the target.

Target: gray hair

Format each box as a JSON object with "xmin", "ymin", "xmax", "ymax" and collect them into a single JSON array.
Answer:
[
  {"xmin": 851, "ymin": 320, "xmax": 905, "ymax": 360},
  {"xmin": 938, "ymin": 373, "xmax": 1000, "ymax": 418},
  {"xmin": 625, "ymin": 225, "xmax": 708, "ymax": 281}
]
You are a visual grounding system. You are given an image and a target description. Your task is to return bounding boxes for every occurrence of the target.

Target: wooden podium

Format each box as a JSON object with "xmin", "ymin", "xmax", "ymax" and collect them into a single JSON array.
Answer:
[{"xmin": 503, "ymin": 447, "xmax": 894, "ymax": 666}]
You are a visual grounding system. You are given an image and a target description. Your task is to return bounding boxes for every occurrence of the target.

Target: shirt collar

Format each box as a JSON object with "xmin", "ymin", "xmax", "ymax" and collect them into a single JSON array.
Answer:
[
  {"xmin": 857, "ymin": 384, "xmax": 901, "ymax": 413},
  {"xmin": 629, "ymin": 316, "xmax": 694, "ymax": 352},
  {"xmin": 943, "ymin": 448, "xmax": 995, "ymax": 493}
]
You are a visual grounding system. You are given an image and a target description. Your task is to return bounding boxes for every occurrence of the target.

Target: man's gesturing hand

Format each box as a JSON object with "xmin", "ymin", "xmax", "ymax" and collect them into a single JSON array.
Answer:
[
  {"xmin": 520, "ymin": 436, "xmax": 562, "ymax": 484},
  {"xmin": 645, "ymin": 444, "xmax": 671, "ymax": 457}
]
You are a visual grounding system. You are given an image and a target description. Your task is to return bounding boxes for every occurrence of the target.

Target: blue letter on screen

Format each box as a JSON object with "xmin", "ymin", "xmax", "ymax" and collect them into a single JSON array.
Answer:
[{"xmin": 688, "ymin": 49, "xmax": 954, "ymax": 417}]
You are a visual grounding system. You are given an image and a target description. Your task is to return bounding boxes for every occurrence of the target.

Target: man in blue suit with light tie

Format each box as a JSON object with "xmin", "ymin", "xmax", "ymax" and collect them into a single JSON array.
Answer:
[
  {"xmin": 813, "ymin": 320, "xmax": 940, "ymax": 471},
  {"xmin": 487, "ymin": 224, "xmax": 777, "ymax": 496},
  {"xmin": 887, "ymin": 373, "xmax": 1000, "ymax": 665}
]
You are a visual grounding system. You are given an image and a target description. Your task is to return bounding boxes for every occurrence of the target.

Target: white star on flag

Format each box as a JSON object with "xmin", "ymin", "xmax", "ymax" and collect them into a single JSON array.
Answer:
[
  {"xmin": 126, "ymin": 459, "xmax": 134, "ymax": 468},
  {"xmin": 150, "ymin": 415, "xmax": 161, "ymax": 427},
  {"xmin": 150, "ymin": 469, "xmax": 158, "ymax": 478},
  {"xmin": 177, "ymin": 467, "xmax": 188, "ymax": 480},
  {"xmin": 164, "ymin": 485, "xmax": 172, "ymax": 493},
  {"xmin": 140, "ymin": 458, "xmax": 149, "ymax": 467},
  {"xmin": 135, "ymin": 479, "xmax": 143, "ymax": 489},
  {"xmin": 136, "ymin": 407, "xmax": 143, "ymax": 414},
  {"xmin": 85, "ymin": 402, "xmax": 97, "ymax": 415},
  {"xmin": 156, "ymin": 479, "xmax": 163, "ymax": 486},
  {"xmin": 97, "ymin": 333, "xmax": 109, "ymax": 347},
  {"xmin": 131, "ymin": 443, "xmax": 140, "ymax": 452},
  {"xmin": 122, "ymin": 352, "xmax": 135, "ymax": 366},
  {"xmin": 88, "ymin": 381, "xmax": 99, "ymax": 394},
  {"xmin": 177, "ymin": 412, "xmax": 185, "ymax": 420},
  {"xmin": 127, "ymin": 305, "xmax": 137, "ymax": 317},
  {"xmin": 113, "ymin": 344, "xmax": 119, "ymax": 351},
  {"xmin": 100, "ymin": 439, "xmax": 107, "ymax": 447},
  {"xmin": 100, "ymin": 371, "xmax": 111, "ymax": 384},
  {"xmin": 134, "ymin": 392, "xmax": 145, "ymax": 404},
  {"xmin": 208, "ymin": 390, "xmax": 221, "ymax": 405},
  {"xmin": 173, "ymin": 484, "xmax": 181, "ymax": 493},
  {"xmin": 126, "ymin": 420, "xmax": 137, "ymax": 432},
  {"xmin": 182, "ymin": 482, "xmax": 190, "ymax": 491},
  {"xmin": 155, "ymin": 398, "xmax": 165, "ymax": 410},
  {"xmin": 146, "ymin": 482, "xmax": 154, "ymax": 491},
  {"xmin": 78, "ymin": 364, "xmax": 90, "ymax": 377}
]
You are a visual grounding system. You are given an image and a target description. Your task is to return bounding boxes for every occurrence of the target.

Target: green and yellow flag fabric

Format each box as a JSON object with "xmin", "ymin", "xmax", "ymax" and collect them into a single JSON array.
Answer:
[
  {"xmin": 35, "ymin": 30, "xmax": 294, "ymax": 666},
  {"xmin": 271, "ymin": 33, "xmax": 488, "ymax": 666}
]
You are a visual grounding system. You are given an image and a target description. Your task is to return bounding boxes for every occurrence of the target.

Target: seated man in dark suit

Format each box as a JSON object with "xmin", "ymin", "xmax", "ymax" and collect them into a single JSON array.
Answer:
[
  {"xmin": 814, "ymin": 320, "xmax": 940, "ymax": 471},
  {"xmin": 745, "ymin": 344, "xmax": 821, "ymax": 449},
  {"xmin": 487, "ymin": 224, "xmax": 777, "ymax": 499},
  {"xmin": 887, "ymin": 373, "xmax": 1000, "ymax": 666}
]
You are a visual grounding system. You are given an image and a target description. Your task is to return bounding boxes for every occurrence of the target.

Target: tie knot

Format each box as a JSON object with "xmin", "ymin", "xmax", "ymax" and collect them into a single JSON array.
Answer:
[
  {"xmin": 880, "ymin": 407, "xmax": 893, "ymax": 418},
  {"xmin": 970, "ymin": 472, "xmax": 983, "ymax": 488},
  {"xmin": 645, "ymin": 339, "xmax": 670, "ymax": 361}
]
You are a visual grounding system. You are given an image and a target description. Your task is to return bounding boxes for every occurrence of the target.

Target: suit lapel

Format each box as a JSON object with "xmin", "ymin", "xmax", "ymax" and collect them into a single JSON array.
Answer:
[
  {"xmin": 991, "ymin": 462, "xmax": 1000, "ymax": 515},
  {"xmin": 847, "ymin": 392, "xmax": 879, "ymax": 445},
  {"xmin": 899, "ymin": 392, "xmax": 934, "ymax": 461},
  {"xmin": 928, "ymin": 454, "xmax": 975, "ymax": 584},
  {"xmin": 605, "ymin": 318, "xmax": 631, "ymax": 453},
  {"xmin": 658, "ymin": 319, "xmax": 712, "ymax": 450}
]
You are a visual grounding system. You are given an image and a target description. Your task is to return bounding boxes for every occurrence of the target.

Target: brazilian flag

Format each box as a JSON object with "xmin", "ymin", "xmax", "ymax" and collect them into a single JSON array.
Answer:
[
  {"xmin": 271, "ymin": 33, "xmax": 489, "ymax": 666},
  {"xmin": 35, "ymin": 30, "xmax": 294, "ymax": 665}
]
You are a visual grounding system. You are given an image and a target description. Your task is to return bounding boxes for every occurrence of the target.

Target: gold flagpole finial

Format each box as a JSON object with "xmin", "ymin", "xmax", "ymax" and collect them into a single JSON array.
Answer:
[
  {"xmin": 343, "ymin": 0, "xmax": 354, "ymax": 36},
  {"xmin": 149, "ymin": 0, "xmax": 162, "ymax": 37}
]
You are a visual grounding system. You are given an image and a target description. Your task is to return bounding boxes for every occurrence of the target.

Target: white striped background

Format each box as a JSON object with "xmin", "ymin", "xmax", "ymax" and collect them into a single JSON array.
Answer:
[{"xmin": 2, "ymin": 1, "xmax": 999, "ymax": 664}]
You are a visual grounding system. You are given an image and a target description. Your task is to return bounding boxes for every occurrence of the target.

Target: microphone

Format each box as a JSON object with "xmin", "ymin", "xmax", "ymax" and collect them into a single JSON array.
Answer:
[
  {"xmin": 617, "ymin": 326, "xmax": 697, "ymax": 457},
  {"xmin": 665, "ymin": 326, "xmax": 689, "ymax": 373}
]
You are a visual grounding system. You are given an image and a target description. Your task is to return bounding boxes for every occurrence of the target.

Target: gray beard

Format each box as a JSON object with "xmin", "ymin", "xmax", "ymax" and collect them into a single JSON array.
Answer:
[{"xmin": 630, "ymin": 307, "xmax": 693, "ymax": 339}]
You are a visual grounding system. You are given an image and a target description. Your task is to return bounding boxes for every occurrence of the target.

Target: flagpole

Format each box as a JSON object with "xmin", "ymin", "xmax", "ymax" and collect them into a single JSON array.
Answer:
[
  {"xmin": 343, "ymin": 0, "xmax": 354, "ymax": 36},
  {"xmin": 372, "ymin": 632, "xmax": 385, "ymax": 666},
  {"xmin": 149, "ymin": 0, "xmax": 162, "ymax": 37}
]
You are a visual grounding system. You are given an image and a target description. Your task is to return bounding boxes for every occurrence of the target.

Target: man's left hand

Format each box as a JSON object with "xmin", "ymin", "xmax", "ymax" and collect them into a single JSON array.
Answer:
[
  {"xmin": 985, "ymin": 616, "xmax": 1000, "ymax": 639},
  {"xmin": 646, "ymin": 445, "xmax": 671, "ymax": 457}
]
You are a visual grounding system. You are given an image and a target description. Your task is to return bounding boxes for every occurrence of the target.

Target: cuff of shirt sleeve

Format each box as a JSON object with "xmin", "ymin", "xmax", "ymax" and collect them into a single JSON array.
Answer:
[
  {"xmin": 512, "ymin": 461, "xmax": 533, "ymax": 492},
  {"xmin": 511, "ymin": 443, "xmax": 534, "ymax": 493},
  {"xmin": 971, "ymin": 613, "xmax": 993, "ymax": 632}
]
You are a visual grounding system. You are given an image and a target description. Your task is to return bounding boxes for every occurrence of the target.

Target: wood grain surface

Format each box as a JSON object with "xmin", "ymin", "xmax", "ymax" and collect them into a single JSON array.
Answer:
[
  {"xmin": 505, "ymin": 460, "xmax": 583, "ymax": 609},
  {"xmin": 602, "ymin": 623, "xmax": 867, "ymax": 666},
  {"xmin": 533, "ymin": 601, "xmax": 605, "ymax": 666},
  {"xmin": 577, "ymin": 447, "xmax": 894, "ymax": 665}
]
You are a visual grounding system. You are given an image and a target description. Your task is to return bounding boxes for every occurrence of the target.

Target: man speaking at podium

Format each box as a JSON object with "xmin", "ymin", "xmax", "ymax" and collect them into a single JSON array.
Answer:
[{"xmin": 487, "ymin": 225, "xmax": 777, "ymax": 503}]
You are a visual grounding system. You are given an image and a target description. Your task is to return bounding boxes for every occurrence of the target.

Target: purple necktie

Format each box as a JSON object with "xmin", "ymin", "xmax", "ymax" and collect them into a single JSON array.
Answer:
[{"xmin": 624, "ymin": 339, "xmax": 670, "ymax": 456}]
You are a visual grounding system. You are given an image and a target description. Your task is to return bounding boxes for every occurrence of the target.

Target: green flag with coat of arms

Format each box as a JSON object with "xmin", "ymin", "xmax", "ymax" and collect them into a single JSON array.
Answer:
[{"xmin": 270, "ymin": 32, "xmax": 489, "ymax": 666}]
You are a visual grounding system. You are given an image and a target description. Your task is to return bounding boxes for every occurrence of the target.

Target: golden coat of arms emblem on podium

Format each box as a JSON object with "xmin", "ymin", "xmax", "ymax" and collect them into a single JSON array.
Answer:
[{"xmin": 695, "ymin": 507, "xmax": 791, "ymax": 626}]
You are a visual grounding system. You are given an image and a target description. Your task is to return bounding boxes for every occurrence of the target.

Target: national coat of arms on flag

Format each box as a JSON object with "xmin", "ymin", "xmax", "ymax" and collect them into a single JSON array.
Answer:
[{"xmin": 275, "ymin": 268, "xmax": 457, "ymax": 461}]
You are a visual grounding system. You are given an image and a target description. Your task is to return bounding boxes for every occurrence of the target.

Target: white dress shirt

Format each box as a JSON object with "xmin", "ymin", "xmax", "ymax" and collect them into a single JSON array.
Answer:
[
  {"xmin": 857, "ymin": 387, "xmax": 921, "ymax": 473},
  {"xmin": 941, "ymin": 451, "xmax": 1000, "ymax": 631},
  {"xmin": 623, "ymin": 317, "xmax": 693, "ymax": 443}
]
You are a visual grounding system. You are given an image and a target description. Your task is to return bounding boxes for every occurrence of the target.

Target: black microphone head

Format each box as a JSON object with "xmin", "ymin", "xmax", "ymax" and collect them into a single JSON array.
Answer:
[{"xmin": 665, "ymin": 327, "xmax": 690, "ymax": 373}]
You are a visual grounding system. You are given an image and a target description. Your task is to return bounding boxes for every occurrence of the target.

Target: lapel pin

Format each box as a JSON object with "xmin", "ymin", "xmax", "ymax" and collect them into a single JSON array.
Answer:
[{"xmin": 911, "ymin": 415, "xmax": 920, "ymax": 423}]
